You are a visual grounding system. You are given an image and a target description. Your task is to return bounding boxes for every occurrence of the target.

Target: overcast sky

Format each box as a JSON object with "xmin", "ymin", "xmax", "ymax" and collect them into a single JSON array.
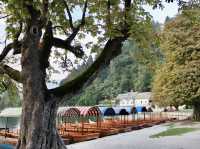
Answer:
[
  {"xmin": 0, "ymin": 2, "xmax": 179, "ymax": 88},
  {"xmin": 144, "ymin": 1, "xmax": 178, "ymax": 23}
]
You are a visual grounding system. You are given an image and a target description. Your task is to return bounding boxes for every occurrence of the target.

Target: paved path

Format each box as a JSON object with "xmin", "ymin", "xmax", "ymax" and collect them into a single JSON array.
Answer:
[{"xmin": 67, "ymin": 122, "xmax": 200, "ymax": 149}]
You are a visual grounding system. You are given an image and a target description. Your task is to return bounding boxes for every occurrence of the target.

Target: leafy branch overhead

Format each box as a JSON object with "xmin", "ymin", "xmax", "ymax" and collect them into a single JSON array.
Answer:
[{"xmin": 0, "ymin": 0, "xmax": 187, "ymax": 99}]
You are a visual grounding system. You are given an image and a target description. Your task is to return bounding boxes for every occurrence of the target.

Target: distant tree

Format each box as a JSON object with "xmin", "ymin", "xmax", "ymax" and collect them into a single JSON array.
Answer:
[{"xmin": 0, "ymin": 75, "xmax": 21, "ymax": 110}]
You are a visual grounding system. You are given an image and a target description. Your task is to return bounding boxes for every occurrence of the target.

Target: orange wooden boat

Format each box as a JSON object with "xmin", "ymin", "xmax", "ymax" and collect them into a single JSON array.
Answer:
[{"xmin": 68, "ymin": 132, "xmax": 100, "ymax": 142}]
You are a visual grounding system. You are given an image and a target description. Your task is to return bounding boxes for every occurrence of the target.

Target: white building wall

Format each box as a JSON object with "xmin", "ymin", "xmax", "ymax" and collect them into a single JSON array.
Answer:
[
  {"xmin": 135, "ymin": 98, "xmax": 149, "ymax": 107},
  {"xmin": 119, "ymin": 99, "xmax": 134, "ymax": 106}
]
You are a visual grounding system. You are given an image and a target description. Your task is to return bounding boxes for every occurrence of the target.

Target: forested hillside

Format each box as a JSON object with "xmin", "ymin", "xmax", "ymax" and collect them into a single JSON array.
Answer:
[
  {"xmin": 63, "ymin": 40, "xmax": 162, "ymax": 106},
  {"xmin": 0, "ymin": 75, "xmax": 21, "ymax": 110}
]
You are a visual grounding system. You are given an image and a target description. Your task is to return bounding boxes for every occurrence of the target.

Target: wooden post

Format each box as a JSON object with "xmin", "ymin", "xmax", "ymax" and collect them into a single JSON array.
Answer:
[
  {"xmin": 81, "ymin": 116, "xmax": 84, "ymax": 135},
  {"xmin": 5, "ymin": 117, "xmax": 8, "ymax": 139},
  {"xmin": 96, "ymin": 116, "xmax": 99, "ymax": 128}
]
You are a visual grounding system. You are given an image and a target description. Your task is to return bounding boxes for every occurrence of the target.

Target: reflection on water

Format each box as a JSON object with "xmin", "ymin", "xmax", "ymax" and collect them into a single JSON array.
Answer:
[{"xmin": 0, "ymin": 117, "xmax": 20, "ymax": 129}]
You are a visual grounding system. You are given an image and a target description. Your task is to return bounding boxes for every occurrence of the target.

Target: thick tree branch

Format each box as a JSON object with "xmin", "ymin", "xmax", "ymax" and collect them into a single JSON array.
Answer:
[
  {"xmin": 80, "ymin": 0, "xmax": 88, "ymax": 26},
  {"xmin": 66, "ymin": 0, "xmax": 88, "ymax": 43},
  {"xmin": 40, "ymin": 0, "xmax": 49, "ymax": 25},
  {"xmin": 15, "ymin": 22, "xmax": 23, "ymax": 40},
  {"xmin": 23, "ymin": 1, "xmax": 41, "ymax": 19},
  {"xmin": 42, "ymin": 0, "xmax": 49, "ymax": 17},
  {"xmin": 13, "ymin": 22, "xmax": 23, "ymax": 54},
  {"xmin": 0, "ymin": 14, "xmax": 11, "ymax": 19},
  {"xmin": 49, "ymin": 36, "xmax": 127, "ymax": 97},
  {"xmin": 0, "ymin": 41, "xmax": 22, "ymax": 62},
  {"xmin": 12, "ymin": 41, "xmax": 23, "ymax": 55},
  {"xmin": 41, "ymin": 21, "xmax": 53, "ymax": 69},
  {"xmin": 124, "ymin": 0, "xmax": 131, "ymax": 36},
  {"xmin": 0, "ymin": 64, "xmax": 22, "ymax": 83},
  {"xmin": 49, "ymin": 0, "xmax": 132, "ymax": 99},
  {"xmin": 62, "ymin": 0, "xmax": 74, "ymax": 30},
  {"xmin": 52, "ymin": 26, "xmax": 68, "ymax": 35},
  {"xmin": 52, "ymin": 37, "xmax": 84, "ymax": 58},
  {"xmin": 52, "ymin": 0, "xmax": 88, "ymax": 58},
  {"xmin": 0, "ymin": 43, "xmax": 13, "ymax": 62},
  {"xmin": 0, "ymin": 21, "xmax": 23, "ymax": 61},
  {"xmin": 106, "ymin": 0, "xmax": 112, "ymax": 36}
]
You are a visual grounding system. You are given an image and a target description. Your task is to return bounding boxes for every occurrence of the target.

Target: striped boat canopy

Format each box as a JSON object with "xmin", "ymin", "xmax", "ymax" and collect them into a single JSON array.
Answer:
[
  {"xmin": 99, "ymin": 107, "xmax": 116, "ymax": 116},
  {"xmin": 57, "ymin": 107, "xmax": 80, "ymax": 117},
  {"xmin": 76, "ymin": 106, "xmax": 101, "ymax": 116}
]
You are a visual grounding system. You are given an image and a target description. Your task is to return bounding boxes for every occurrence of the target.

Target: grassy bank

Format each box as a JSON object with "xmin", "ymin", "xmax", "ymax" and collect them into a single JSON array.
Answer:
[{"xmin": 150, "ymin": 127, "xmax": 198, "ymax": 138}]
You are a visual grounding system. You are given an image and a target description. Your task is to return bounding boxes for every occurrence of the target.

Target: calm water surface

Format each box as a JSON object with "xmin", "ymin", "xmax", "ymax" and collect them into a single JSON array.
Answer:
[{"xmin": 0, "ymin": 117, "xmax": 20, "ymax": 129}]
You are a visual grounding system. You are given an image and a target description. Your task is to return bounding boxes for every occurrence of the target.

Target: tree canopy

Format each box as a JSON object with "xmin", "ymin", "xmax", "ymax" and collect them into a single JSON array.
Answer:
[
  {"xmin": 0, "ymin": 0, "xmax": 160, "ymax": 98},
  {"xmin": 152, "ymin": 9, "xmax": 200, "ymax": 110}
]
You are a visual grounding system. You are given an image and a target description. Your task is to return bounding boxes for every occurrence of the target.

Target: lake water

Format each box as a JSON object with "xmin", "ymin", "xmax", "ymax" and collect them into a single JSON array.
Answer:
[{"xmin": 0, "ymin": 117, "xmax": 20, "ymax": 129}]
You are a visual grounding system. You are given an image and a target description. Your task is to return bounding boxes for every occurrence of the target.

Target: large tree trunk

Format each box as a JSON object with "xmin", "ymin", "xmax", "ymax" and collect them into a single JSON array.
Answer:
[
  {"xmin": 17, "ymin": 98, "xmax": 66, "ymax": 149},
  {"xmin": 16, "ymin": 22, "xmax": 66, "ymax": 149},
  {"xmin": 193, "ymin": 101, "xmax": 200, "ymax": 121}
]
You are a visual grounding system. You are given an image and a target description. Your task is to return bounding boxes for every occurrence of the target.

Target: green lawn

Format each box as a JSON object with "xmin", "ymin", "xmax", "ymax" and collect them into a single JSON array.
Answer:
[{"xmin": 150, "ymin": 127, "xmax": 198, "ymax": 138}]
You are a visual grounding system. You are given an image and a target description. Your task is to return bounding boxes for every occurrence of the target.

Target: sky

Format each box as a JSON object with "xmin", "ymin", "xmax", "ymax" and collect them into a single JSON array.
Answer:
[
  {"xmin": 0, "ymin": 2, "xmax": 179, "ymax": 89},
  {"xmin": 144, "ymin": 2, "xmax": 179, "ymax": 23}
]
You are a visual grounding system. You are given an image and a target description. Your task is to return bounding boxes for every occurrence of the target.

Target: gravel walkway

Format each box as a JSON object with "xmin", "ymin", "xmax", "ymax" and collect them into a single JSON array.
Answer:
[{"xmin": 67, "ymin": 121, "xmax": 200, "ymax": 149}]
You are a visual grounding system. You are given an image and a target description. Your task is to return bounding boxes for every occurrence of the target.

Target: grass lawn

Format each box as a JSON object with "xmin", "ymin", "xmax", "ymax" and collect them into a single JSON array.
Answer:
[{"xmin": 150, "ymin": 127, "xmax": 198, "ymax": 138}]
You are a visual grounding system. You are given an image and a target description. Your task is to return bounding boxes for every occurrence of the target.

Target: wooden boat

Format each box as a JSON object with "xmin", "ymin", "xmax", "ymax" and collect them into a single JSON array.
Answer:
[
  {"xmin": 1, "ymin": 138, "xmax": 18, "ymax": 146},
  {"xmin": 0, "ymin": 131, "xmax": 18, "ymax": 139},
  {"xmin": 69, "ymin": 132, "xmax": 100, "ymax": 142},
  {"xmin": 83, "ymin": 123, "xmax": 119, "ymax": 137}
]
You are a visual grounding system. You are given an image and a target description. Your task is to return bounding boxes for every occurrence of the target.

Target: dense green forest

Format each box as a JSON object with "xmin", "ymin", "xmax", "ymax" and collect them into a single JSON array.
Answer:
[
  {"xmin": 0, "ymin": 75, "xmax": 21, "ymax": 110},
  {"xmin": 62, "ymin": 39, "xmax": 162, "ymax": 106}
]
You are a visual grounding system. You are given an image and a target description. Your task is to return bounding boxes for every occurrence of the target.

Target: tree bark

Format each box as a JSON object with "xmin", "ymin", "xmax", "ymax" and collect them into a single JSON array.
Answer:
[
  {"xmin": 17, "ymin": 97, "xmax": 66, "ymax": 149},
  {"xmin": 193, "ymin": 101, "xmax": 200, "ymax": 121},
  {"xmin": 16, "ymin": 21, "xmax": 66, "ymax": 149}
]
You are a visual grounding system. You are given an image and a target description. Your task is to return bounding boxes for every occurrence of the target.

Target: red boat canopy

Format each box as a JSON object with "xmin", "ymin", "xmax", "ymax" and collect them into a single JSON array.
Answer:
[
  {"xmin": 57, "ymin": 107, "xmax": 80, "ymax": 117},
  {"xmin": 76, "ymin": 106, "xmax": 101, "ymax": 116}
]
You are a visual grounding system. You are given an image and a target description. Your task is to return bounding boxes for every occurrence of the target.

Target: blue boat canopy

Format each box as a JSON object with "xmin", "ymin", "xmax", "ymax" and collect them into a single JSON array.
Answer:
[
  {"xmin": 136, "ymin": 106, "xmax": 148, "ymax": 112},
  {"xmin": 131, "ymin": 107, "xmax": 137, "ymax": 114},
  {"xmin": 119, "ymin": 109, "xmax": 129, "ymax": 115},
  {"xmin": 136, "ymin": 106, "xmax": 142, "ymax": 112},
  {"xmin": 142, "ymin": 107, "xmax": 147, "ymax": 112},
  {"xmin": 99, "ymin": 107, "xmax": 115, "ymax": 116},
  {"xmin": 113, "ymin": 107, "xmax": 130, "ymax": 115}
]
